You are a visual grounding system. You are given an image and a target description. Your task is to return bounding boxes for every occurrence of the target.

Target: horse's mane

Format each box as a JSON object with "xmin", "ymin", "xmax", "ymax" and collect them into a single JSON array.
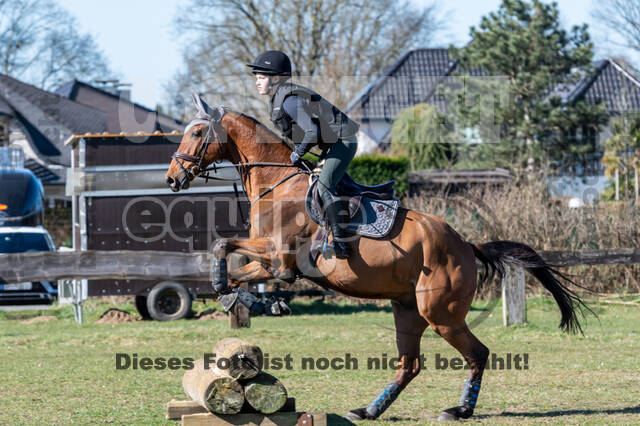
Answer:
[{"xmin": 225, "ymin": 108, "xmax": 292, "ymax": 152}]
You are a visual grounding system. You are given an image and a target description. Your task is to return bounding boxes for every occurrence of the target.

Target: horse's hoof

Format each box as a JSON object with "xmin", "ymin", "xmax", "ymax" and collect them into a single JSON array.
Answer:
[
  {"xmin": 345, "ymin": 407, "xmax": 370, "ymax": 421},
  {"xmin": 437, "ymin": 406, "xmax": 473, "ymax": 421},
  {"xmin": 264, "ymin": 299, "xmax": 291, "ymax": 316},
  {"xmin": 437, "ymin": 408, "xmax": 459, "ymax": 422}
]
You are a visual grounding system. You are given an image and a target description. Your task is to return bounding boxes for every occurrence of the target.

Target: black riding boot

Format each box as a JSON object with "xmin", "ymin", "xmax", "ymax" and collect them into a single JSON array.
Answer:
[{"xmin": 319, "ymin": 190, "xmax": 352, "ymax": 259}]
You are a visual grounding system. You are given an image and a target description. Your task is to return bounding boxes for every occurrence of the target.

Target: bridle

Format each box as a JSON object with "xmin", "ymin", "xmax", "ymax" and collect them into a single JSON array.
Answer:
[
  {"xmin": 171, "ymin": 109, "xmax": 227, "ymax": 185},
  {"xmin": 170, "ymin": 95, "xmax": 313, "ymax": 214}
]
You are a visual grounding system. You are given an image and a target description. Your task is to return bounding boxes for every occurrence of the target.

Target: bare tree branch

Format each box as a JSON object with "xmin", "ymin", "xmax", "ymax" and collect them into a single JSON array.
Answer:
[
  {"xmin": 166, "ymin": 0, "xmax": 444, "ymax": 121},
  {"xmin": 592, "ymin": 0, "xmax": 640, "ymax": 52},
  {"xmin": 0, "ymin": 0, "xmax": 113, "ymax": 90}
]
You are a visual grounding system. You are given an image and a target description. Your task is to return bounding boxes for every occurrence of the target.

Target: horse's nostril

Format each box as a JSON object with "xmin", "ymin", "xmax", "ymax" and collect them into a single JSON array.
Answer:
[{"xmin": 166, "ymin": 176, "xmax": 174, "ymax": 185}]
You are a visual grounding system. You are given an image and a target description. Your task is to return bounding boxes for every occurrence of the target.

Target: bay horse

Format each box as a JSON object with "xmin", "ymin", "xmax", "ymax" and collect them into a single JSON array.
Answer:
[{"xmin": 165, "ymin": 96, "xmax": 589, "ymax": 422}]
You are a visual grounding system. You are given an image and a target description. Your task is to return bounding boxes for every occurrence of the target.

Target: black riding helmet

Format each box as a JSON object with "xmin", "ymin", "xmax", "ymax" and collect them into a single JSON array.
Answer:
[{"xmin": 246, "ymin": 50, "xmax": 291, "ymax": 75}]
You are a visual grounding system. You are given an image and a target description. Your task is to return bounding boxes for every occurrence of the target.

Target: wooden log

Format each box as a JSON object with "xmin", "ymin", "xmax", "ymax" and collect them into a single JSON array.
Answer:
[
  {"xmin": 213, "ymin": 338, "xmax": 263, "ymax": 379},
  {"xmin": 242, "ymin": 372, "xmax": 288, "ymax": 414},
  {"xmin": 182, "ymin": 359, "xmax": 244, "ymax": 414},
  {"xmin": 181, "ymin": 411, "xmax": 327, "ymax": 426}
]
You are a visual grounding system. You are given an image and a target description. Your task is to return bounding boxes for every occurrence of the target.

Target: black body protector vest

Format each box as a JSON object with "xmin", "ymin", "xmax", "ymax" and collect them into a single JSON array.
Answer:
[{"xmin": 269, "ymin": 82, "xmax": 359, "ymax": 155}]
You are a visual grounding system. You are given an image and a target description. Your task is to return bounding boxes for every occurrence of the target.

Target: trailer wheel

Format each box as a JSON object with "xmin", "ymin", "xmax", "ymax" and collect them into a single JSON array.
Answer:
[
  {"xmin": 135, "ymin": 295, "xmax": 151, "ymax": 319},
  {"xmin": 146, "ymin": 281, "xmax": 192, "ymax": 321}
]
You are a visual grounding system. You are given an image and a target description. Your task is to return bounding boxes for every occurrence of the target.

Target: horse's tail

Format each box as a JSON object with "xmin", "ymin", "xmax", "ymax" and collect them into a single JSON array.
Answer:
[{"xmin": 470, "ymin": 240, "xmax": 594, "ymax": 334}]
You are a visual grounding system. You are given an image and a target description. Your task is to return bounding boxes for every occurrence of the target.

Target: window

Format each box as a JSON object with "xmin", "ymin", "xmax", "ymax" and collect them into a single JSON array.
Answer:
[{"xmin": 0, "ymin": 233, "xmax": 52, "ymax": 253}]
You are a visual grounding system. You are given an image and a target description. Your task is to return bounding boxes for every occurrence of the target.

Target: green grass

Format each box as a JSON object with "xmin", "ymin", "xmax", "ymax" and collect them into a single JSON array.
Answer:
[{"xmin": 1, "ymin": 296, "xmax": 639, "ymax": 425}]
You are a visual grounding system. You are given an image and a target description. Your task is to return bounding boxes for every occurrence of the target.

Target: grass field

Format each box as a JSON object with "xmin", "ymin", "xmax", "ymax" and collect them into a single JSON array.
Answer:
[{"xmin": 1, "ymin": 295, "xmax": 639, "ymax": 425}]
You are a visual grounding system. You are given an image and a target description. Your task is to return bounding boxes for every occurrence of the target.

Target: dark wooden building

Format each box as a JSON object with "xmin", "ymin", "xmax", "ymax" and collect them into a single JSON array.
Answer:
[{"xmin": 65, "ymin": 132, "xmax": 249, "ymax": 319}]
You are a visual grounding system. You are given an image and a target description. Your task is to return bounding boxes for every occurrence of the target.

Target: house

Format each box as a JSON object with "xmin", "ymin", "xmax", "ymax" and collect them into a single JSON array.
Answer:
[
  {"xmin": 345, "ymin": 48, "xmax": 484, "ymax": 153},
  {"xmin": 55, "ymin": 79, "xmax": 182, "ymax": 135},
  {"xmin": 0, "ymin": 74, "xmax": 108, "ymax": 202},
  {"xmin": 0, "ymin": 75, "xmax": 184, "ymax": 204},
  {"xmin": 346, "ymin": 49, "xmax": 640, "ymax": 200}
]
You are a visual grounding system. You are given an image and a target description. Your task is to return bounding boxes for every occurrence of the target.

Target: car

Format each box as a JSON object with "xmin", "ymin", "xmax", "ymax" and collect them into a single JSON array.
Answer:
[{"xmin": 0, "ymin": 226, "xmax": 58, "ymax": 304}]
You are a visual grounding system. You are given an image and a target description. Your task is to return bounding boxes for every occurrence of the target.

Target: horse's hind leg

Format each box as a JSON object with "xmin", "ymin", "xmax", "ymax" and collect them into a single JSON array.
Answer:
[
  {"xmin": 416, "ymin": 271, "xmax": 490, "ymax": 421},
  {"xmin": 431, "ymin": 321, "xmax": 489, "ymax": 421},
  {"xmin": 346, "ymin": 298, "xmax": 427, "ymax": 421}
]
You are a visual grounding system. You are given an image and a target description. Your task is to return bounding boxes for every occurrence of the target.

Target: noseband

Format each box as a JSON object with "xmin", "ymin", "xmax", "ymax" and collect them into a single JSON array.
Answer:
[{"xmin": 172, "ymin": 117, "xmax": 226, "ymax": 181}]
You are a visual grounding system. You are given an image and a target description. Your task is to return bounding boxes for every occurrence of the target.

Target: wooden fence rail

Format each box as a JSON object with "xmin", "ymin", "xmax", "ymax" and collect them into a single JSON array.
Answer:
[
  {"xmin": 500, "ymin": 248, "xmax": 640, "ymax": 326},
  {"xmin": 2, "ymin": 248, "xmax": 639, "ymax": 285},
  {"xmin": 2, "ymin": 248, "xmax": 639, "ymax": 327},
  {"xmin": 0, "ymin": 250, "xmax": 211, "ymax": 283}
]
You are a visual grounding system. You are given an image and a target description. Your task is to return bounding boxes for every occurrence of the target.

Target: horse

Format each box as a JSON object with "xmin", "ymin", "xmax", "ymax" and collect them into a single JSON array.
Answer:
[{"xmin": 165, "ymin": 96, "xmax": 589, "ymax": 422}]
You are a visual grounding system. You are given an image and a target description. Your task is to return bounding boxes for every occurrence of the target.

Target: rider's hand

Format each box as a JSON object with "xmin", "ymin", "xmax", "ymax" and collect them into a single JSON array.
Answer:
[{"xmin": 290, "ymin": 151, "xmax": 302, "ymax": 166}]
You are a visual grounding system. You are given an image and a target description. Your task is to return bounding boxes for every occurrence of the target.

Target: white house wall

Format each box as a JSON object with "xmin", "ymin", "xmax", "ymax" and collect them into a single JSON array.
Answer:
[{"xmin": 357, "ymin": 121, "xmax": 391, "ymax": 155}]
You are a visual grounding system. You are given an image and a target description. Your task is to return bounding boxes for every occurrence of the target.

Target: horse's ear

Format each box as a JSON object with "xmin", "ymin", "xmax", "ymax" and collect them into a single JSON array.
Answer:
[
  {"xmin": 191, "ymin": 93, "xmax": 203, "ymax": 111},
  {"xmin": 191, "ymin": 93, "xmax": 225, "ymax": 122},
  {"xmin": 191, "ymin": 93, "xmax": 213, "ymax": 115},
  {"xmin": 210, "ymin": 106, "xmax": 225, "ymax": 122}
]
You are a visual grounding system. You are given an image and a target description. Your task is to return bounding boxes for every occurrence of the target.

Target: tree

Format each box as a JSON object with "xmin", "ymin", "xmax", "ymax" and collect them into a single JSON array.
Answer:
[
  {"xmin": 450, "ymin": 0, "xmax": 609, "ymax": 176},
  {"xmin": 592, "ymin": 0, "xmax": 640, "ymax": 53},
  {"xmin": 167, "ymin": 0, "xmax": 443, "ymax": 121},
  {"xmin": 390, "ymin": 103, "xmax": 455, "ymax": 171},
  {"xmin": 601, "ymin": 113, "xmax": 640, "ymax": 200},
  {"xmin": 0, "ymin": 0, "xmax": 112, "ymax": 90}
]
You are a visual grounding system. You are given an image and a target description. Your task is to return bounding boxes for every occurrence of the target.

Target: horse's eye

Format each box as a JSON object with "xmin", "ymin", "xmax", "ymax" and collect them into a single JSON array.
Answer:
[{"xmin": 191, "ymin": 130, "xmax": 201, "ymax": 138}]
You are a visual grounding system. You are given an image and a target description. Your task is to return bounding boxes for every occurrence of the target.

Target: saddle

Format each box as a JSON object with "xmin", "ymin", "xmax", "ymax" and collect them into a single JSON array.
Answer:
[
  {"xmin": 335, "ymin": 172, "xmax": 396, "ymax": 200},
  {"xmin": 305, "ymin": 172, "xmax": 400, "ymax": 240}
]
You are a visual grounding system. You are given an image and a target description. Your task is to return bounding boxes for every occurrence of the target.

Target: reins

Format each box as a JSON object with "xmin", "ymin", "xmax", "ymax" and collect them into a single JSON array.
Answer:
[{"xmin": 198, "ymin": 161, "xmax": 312, "ymax": 208}]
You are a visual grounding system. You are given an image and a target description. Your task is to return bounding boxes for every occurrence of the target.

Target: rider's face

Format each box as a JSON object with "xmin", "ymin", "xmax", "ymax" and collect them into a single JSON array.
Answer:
[{"xmin": 255, "ymin": 73, "xmax": 277, "ymax": 95}]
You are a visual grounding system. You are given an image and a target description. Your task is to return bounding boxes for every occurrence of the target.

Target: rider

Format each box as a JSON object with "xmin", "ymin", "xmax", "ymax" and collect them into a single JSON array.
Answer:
[{"xmin": 246, "ymin": 50, "xmax": 360, "ymax": 259}]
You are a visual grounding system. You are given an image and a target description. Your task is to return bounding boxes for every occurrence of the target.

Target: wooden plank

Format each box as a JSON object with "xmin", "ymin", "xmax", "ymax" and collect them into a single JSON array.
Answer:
[
  {"xmin": 167, "ymin": 400, "xmax": 208, "ymax": 419},
  {"xmin": 229, "ymin": 283, "xmax": 251, "ymax": 329},
  {"xmin": 181, "ymin": 412, "xmax": 326, "ymax": 426},
  {"xmin": 540, "ymin": 248, "xmax": 640, "ymax": 267},
  {"xmin": 0, "ymin": 250, "xmax": 211, "ymax": 284},
  {"xmin": 168, "ymin": 398, "xmax": 297, "ymax": 419},
  {"xmin": 228, "ymin": 254, "xmax": 250, "ymax": 329},
  {"xmin": 2, "ymin": 248, "xmax": 640, "ymax": 286},
  {"xmin": 502, "ymin": 265, "xmax": 526, "ymax": 326}
]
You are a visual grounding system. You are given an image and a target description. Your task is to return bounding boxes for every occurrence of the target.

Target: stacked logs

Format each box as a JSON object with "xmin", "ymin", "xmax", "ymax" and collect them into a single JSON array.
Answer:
[{"xmin": 182, "ymin": 338, "xmax": 288, "ymax": 415}]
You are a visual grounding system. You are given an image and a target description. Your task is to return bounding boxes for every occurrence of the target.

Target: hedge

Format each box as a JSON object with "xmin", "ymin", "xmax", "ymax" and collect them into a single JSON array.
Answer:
[{"xmin": 346, "ymin": 154, "xmax": 409, "ymax": 197}]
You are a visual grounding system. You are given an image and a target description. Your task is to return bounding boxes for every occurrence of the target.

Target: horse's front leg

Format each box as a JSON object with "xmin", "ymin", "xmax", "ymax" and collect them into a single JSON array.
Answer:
[
  {"xmin": 211, "ymin": 238, "xmax": 294, "ymax": 316},
  {"xmin": 229, "ymin": 260, "xmax": 276, "ymax": 284},
  {"xmin": 212, "ymin": 237, "xmax": 296, "ymax": 282},
  {"xmin": 212, "ymin": 237, "xmax": 275, "ymax": 262}
]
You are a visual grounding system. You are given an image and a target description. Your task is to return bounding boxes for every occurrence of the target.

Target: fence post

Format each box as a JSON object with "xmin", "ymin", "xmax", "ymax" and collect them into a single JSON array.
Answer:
[
  {"xmin": 228, "ymin": 253, "xmax": 250, "ymax": 329},
  {"xmin": 502, "ymin": 265, "xmax": 526, "ymax": 326}
]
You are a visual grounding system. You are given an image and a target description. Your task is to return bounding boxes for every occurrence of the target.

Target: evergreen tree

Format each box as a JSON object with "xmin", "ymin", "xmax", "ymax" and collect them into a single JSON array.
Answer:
[{"xmin": 451, "ymin": 0, "xmax": 609, "ymax": 176}]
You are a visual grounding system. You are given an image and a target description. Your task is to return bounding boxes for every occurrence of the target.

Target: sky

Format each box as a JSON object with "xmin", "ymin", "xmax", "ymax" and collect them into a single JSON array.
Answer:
[{"xmin": 56, "ymin": 0, "xmax": 639, "ymax": 110}]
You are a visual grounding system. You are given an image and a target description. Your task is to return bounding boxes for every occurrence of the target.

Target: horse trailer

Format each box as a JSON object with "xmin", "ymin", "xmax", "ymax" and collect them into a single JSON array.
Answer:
[{"xmin": 66, "ymin": 132, "xmax": 249, "ymax": 320}]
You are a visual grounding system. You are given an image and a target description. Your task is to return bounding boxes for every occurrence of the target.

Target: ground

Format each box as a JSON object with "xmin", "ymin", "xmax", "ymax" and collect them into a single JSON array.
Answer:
[{"xmin": 1, "ymin": 296, "xmax": 639, "ymax": 425}]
